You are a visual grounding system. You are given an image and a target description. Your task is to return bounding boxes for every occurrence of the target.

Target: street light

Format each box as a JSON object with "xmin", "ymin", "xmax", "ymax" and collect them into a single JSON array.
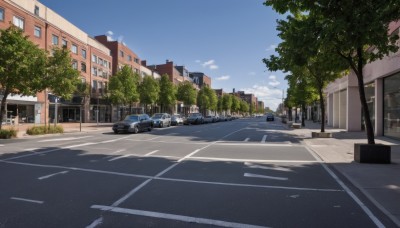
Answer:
[{"xmin": 54, "ymin": 96, "xmax": 58, "ymax": 127}]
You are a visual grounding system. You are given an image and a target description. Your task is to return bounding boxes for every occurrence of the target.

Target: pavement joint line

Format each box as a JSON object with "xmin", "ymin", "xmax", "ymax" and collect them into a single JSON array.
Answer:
[
  {"xmin": 91, "ymin": 205, "xmax": 269, "ymax": 228},
  {"xmin": 11, "ymin": 197, "xmax": 44, "ymax": 204},
  {"xmin": 303, "ymin": 143, "xmax": 385, "ymax": 228}
]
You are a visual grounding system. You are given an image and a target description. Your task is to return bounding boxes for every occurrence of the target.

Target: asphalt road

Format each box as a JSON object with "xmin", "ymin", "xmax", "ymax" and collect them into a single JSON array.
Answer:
[{"xmin": 0, "ymin": 118, "xmax": 389, "ymax": 227}]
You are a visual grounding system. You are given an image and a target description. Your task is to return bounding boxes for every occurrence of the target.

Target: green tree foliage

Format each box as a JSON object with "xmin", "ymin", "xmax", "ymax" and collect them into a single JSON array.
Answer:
[
  {"xmin": 176, "ymin": 81, "xmax": 197, "ymax": 107},
  {"xmin": 230, "ymin": 95, "xmax": 241, "ymax": 113},
  {"xmin": 240, "ymin": 100, "xmax": 249, "ymax": 114},
  {"xmin": 264, "ymin": 0, "xmax": 400, "ymax": 143},
  {"xmin": 197, "ymin": 85, "xmax": 218, "ymax": 113},
  {"xmin": 108, "ymin": 65, "xmax": 140, "ymax": 107},
  {"xmin": 158, "ymin": 74, "xmax": 176, "ymax": 113},
  {"xmin": 46, "ymin": 47, "xmax": 80, "ymax": 100},
  {"xmin": 139, "ymin": 75, "xmax": 160, "ymax": 113},
  {"xmin": 0, "ymin": 26, "xmax": 46, "ymax": 129},
  {"xmin": 222, "ymin": 94, "xmax": 232, "ymax": 112}
]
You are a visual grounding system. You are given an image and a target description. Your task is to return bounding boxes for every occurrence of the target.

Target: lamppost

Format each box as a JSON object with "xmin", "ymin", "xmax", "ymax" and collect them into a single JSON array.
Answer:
[{"xmin": 54, "ymin": 96, "xmax": 58, "ymax": 127}]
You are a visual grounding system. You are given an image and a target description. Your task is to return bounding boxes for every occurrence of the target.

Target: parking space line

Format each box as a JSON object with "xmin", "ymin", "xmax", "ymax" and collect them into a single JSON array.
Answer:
[
  {"xmin": 38, "ymin": 171, "xmax": 69, "ymax": 180},
  {"xmin": 244, "ymin": 162, "xmax": 292, "ymax": 172},
  {"xmin": 86, "ymin": 217, "xmax": 103, "ymax": 228},
  {"xmin": 91, "ymin": 205, "xmax": 268, "ymax": 228},
  {"xmin": 144, "ymin": 150, "xmax": 159, "ymax": 156},
  {"xmin": 11, "ymin": 197, "xmax": 43, "ymax": 204},
  {"xmin": 244, "ymin": 138, "xmax": 250, "ymax": 142},
  {"xmin": 261, "ymin": 135, "xmax": 267, "ymax": 143},
  {"xmin": 108, "ymin": 154, "xmax": 134, "ymax": 162},
  {"xmin": 244, "ymin": 173, "xmax": 288, "ymax": 181}
]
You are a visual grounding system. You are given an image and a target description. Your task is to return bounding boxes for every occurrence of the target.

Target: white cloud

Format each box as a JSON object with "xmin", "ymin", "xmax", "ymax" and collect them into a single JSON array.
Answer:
[
  {"xmin": 216, "ymin": 75, "xmax": 230, "ymax": 81},
  {"xmin": 268, "ymin": 75, "xmax": 281, "ymax": 87},
  {"xmin": 200, "ymin": 59, "xmax": 219, "ymax": 70},
  {"xmin": 118, "ymin": 35, "xmax": 124, "ymax": 43},
  {"xmin": 239, "ymin": 85, "xmax": 283, "ymax": 111},
  {"xmin": 106, "ymin": 30, "xmax": 114, "ymax": 41},
  {"xmin": 266, "ymin": 44, "xmax": 277, "ymax": 51}
]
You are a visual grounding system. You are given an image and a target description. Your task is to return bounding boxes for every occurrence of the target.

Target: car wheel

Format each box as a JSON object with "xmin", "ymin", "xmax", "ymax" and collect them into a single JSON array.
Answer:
[
  {"xmin": 168, "ymin": 122, "xmax": 171, "ymax": 127},
  {"xmin": 133, "ymin": 126, "xmax": 139, "ymax": 134},
  {"xmin": 113, "ymin": 130, "xmax": 118, "ymax": 134},
  {"xmin": 160, "ymin": 122, "xmax": 163, "ymax": 128},
  {"xmin": 148, "ymin": 126, "xmax": 152, "ymax": 131}
]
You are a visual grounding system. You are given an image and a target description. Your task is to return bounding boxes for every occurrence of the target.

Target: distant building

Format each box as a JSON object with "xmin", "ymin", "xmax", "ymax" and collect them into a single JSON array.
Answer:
[{"xmin": 189, "ymin": 72, "xmax": 212, "ymax": 88}]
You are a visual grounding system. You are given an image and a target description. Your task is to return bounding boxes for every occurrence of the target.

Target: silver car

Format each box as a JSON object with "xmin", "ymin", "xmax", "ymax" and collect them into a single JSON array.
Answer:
[{"xmin": 151, "ymin": 113, "xmax": 171, "ymax": 128}]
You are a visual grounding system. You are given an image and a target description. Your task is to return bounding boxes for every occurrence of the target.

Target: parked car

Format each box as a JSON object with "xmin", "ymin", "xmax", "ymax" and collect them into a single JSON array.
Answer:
[
  {"xmin": 112, "ymin": 114, "xmax": 152, "ymax": 134},
  {"xmin": 204, "ymin": 115, "xmax": 216, "ymax": 123},
  {"xmin": 186, "ymin": 113, "xmax": 204, "ymax": 124},
  {"xmin": 219, "ymin": 115, "xmax": 228, "ymax": 121},
  {"xmin": 171, "ymin": 114, "xmax": 184, "ymax": 125},
  {"xmin": 151, "ymin": 113, "xmax": 171, "ymax": 128},
  {"xmin": 266, "ymin": 113, "xmax": 275, "ymax": 121}
]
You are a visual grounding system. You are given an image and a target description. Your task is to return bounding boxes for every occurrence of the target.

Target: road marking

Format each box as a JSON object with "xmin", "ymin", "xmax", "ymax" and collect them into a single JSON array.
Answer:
[
  {"xmin": 11, "ymin": 197, "xmax": 43, "ymax": 204},
  {"xmin": 261, "ymin": 135, "xmax": 267, "ymax": 143},
  {"xmin": 102, "ymin": 136, "xmax": 131, "ymax": 143},
  {"xmin": 103, "ymin": 149, "xmax": 126, "ymax": 159},
  {"xmin": 189, "ymin": 157, "xmax": 320, "ymax": 163},
  {"xmin": 108, "ymin": 154, "xmax": 134, "ymax": 161},
  {"xmin": 63, "ymin": 142, "xmax": 96, "ymax": 149},
  {"xmin": 126, "ymin": 139, "xmax": 209, "ymax": 145},
  {"xmin": 144, "ymin": 150, "xmax": 159, "ymax": 156},
  {"xmin": 305, "ymin": 145, "xmax": 385, "ymax": 227},
  {"xmin": 244, "ymin": 173, "xmax": 288, "ymax": 181},
  {"xmin": 91, "ymin": 205, "xmax": 269, "ymax": 228},
  {"xmin": 214, "ymin": 142, "xmax": 294, "ymax": 147},
  {"xmin": 86, "ymin": 217, "xmax": 103, "ymax": 228},
  {"xmin": 244, "ymin": 162, "xmax": 292, "ymax": 172},
  {"xmin": 244, "ymin": 138, "xmax": 250, "ymax": 142},
  {"xmin": 23, "ymin": 148, "xmax": 39, "ymax": 151},
  {"xmin": 38, "ymin": 171, "xmax": 69, "ymax": 180},
  {"xmin": 38, "ymin": 136, "xmax": 93, "ymax": 142}
]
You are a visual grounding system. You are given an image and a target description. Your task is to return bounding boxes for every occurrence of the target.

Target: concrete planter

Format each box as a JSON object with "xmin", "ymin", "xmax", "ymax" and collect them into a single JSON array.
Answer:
[
  {"xmin": 311, "ymin": 132, "xmax": 332, "ymax": 138},
  {"xmin": 354, "ymin": 143, "xmax": 391, "ymax": 164}
]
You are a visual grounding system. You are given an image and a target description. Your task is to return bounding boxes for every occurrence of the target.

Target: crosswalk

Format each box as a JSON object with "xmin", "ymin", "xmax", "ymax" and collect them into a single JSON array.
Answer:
[{"xmin": 241, "ymin": 134, "xmax": 291, "ymax": 144}]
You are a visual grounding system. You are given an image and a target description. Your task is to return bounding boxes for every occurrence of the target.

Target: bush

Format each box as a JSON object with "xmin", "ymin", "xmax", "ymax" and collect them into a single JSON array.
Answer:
[
  {"xmin": 0, "ymin": 128, "xmax": 18, "ymax": 139},
  {"xmin": 26, "ymin": 125, "xmax": 64, "ymax": 135}
]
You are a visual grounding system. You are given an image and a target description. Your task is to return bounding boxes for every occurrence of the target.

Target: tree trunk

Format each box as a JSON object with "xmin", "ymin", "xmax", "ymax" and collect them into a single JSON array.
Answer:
[
  {"xmin": 301, "ymin": 103, "xmax": 305, "ymax": 127},
  {"xmin": 356, "ymin": 47, "xmax": 375, "ymax": 144},
  {"xmin": 0, "ymin": 91, "xmax": 9, "ymax": 130},
  {"xmin": 319, "ymin": 88, "xmax": 325, "ymax": 133},
  {"xmin": 294, "ymin": 108, "xmax": 298, "ymax": 123}
]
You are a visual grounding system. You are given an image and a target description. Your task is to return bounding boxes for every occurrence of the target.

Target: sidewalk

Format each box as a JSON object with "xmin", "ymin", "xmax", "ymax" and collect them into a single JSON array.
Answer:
[{"xmin": 290, "ymin": 120, "xmax": 400, "ymax": 226}]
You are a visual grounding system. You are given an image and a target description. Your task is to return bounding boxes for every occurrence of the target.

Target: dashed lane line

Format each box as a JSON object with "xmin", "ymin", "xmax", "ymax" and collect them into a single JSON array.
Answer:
[{"xmin": 11, "ymin": 197, "xmax": 44, "ymax": 204}]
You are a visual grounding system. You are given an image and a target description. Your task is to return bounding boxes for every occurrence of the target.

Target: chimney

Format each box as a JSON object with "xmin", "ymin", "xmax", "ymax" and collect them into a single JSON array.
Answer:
[
  {"xmin": 141, "ymin": 60, "xmax": 147, "ymax": 67},
  {"xmin": 233, "ymin": 88, "xmax": 236, "ymax": 93}
]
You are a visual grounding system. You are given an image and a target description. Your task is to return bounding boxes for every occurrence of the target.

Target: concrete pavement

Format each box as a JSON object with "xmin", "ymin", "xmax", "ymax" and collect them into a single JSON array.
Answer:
[
  {"xmin": 288, "ymin": 119, "xmax": 400, "ymax": 227},
  {"xmin": 3, "ymin": 119, "xmax": 400, "ymax": 226}
]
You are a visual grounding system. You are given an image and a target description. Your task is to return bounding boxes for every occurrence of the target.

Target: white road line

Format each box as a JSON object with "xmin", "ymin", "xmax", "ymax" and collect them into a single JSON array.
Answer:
[
  {"xmin": 0, "ymin": 144, "xmax": 4, "ymax": 146},
  {"xmin": 244, "ymin": 138, "xmax": 250, "ymax": 142},
  {"xmin": 11, "ymin": 197, "xmax": 43, "ymax": 204},
  {"xmin": 38, "ymin": 136, "xmax": 93, "ymax": 142},
  {"xmin": 126, "ymin": 139, "xmax": 209, "ymax": 145},
  {"xmin": 147, "ymin": 136, "xmax": 164, "ymax": 141},
  {"xmin": 102, "ymin": 136, "xmax": 131, "ymax": 143},
  {"xmin": 244, "ymin": 162, "xmax": 292, "ymax": 172},
  {"xmin": 4, "ymin": 148, "xmax": 63, "ymax": 161},
  {"xmin": 86, "ymin": 217, "xmax": 103, "ymax": 228},
  {"xmin": 38, "ymin": 171, "xmax": 69, "ymax": 180},
  {"xmin": 214, "ymin": 142, "xmax": 294, "ymax": 147},
  {"xmin": 144, "ymin": 150, "xmax": 159, "ymax": 156},
  {"xmin": 108, "ymin": 154, "xmax": 134, "ymax": 162},
  {"xmin": 91, "ymin": 205, "xmax": 268, "ymax": 228},
  {"xmin": 23, "ymin": 148, "xmax": 39, "ymax": 151},
  {"xmin": 261, "ymin": 135, "xmax": 267, "ymax": 143},
  {"xmin": 189, "ymin": 157, "xmax": 321, "ymax": 163},
  {"xmin": 177, "ymin": 149, "xmax": 200, "ymax": 163},
  {"xmin": 244, "ymin": 173, "xmax": 288, "ymax": 181},
  {"xmin": 304, "ymin": 145, "xmax": 385, "ymax": 227},
  {"xmin": 103, "ymin": 149, "xmax": 126, "ymax": 159},
  {"xmin": 63, "ymin": 142, "xmax": 96, "ymax": 149}
]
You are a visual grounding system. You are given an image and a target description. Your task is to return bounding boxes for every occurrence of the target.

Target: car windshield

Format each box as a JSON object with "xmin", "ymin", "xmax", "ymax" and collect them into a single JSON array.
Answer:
[
  {"xmin": 124, "ymin": 115, "xmax": 139, "ymax": 121},
  {"xmin": 152, "ymin": 114, "xmax": 163, "ymax": 119}
]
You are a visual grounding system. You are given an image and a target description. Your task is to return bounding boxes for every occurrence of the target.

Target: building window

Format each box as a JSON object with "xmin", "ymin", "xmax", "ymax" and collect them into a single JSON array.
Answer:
[
  {"xmin": 128, "ymin": 55, "xmax": 132, "ymax": 61},
  {"xmin": 92, "ymin": 67, "xmax": 98, "ymax": 76},
  {"xmin": 52, "ymin": 35, "xmax": 59, "ymax": 45},
  {"xmin": 0, "ymin": 8, "xmax": 4, "ymax": 22},
  {"xmin": 92, "ymin": 54, "xmax": 97, "ymax": 63},
  {"xmin": 72, "ymin": 61, "xmax": 78, "ymax": 70},
  {"xmin": 34, "ymin": 26, "xmax": 41, "ymax": 38},
  {"xmin": 81, "ymin": 49, "xmax": 86, "ymax": 59},
  {"xmin": 119, "ymin": 50, "xmax": 124, "ymax": 57},
  {"xmin": 71, "ymin": 44, "xmax": 78, "ymax": 54},
  {"xmin": 134, "ymin": 58, "xmax": 139, "ymax": 64},
  {"xmin": 384, "ymin": 73, "xmax": 400, "ymax": 139},
  {"xmin": 81, "ymin": 63, "xmax": 86, "ymax": 73},
  {"xmin": 103, "ymin": 60, "xmax": 108, "ymax": 68},
  {"xmin": 62, "ymin": 39, "xmax": 67, "ymax": 48},
  {"xmin": 34, "ymin": 5, "xmax": 39, "ymax": 16},
  {"xmin": 13, "ymin": 16, "xmax": 24, "ymax": 30},
  {"xmin": 98, "ymin": 58, "xmax": 103, "ymax": 65}
]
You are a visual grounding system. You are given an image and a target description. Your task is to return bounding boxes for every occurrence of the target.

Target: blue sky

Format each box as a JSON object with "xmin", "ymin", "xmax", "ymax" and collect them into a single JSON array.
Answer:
[{"xmin": 39, "ymin": 0, "xmax": 286, "ymax": 110}]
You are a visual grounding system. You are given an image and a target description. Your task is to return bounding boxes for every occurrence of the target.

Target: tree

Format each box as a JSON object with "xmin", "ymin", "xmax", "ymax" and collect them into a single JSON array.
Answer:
[
  {"xmin": 108, "ymin": 65, "xmax": 140, "ymax": 117},
  {"xmin": 176, "ymin": 81, "xmax": 197, "ymax": 113},
  {"xmin": 222, "ymin": 94, "xmax": 232, "ymax": 113},
  {"xmin": 0, "ymin": 26, "xmax": 46, "ymax": 129},
  {"xmin": 197, "ymin": 85, "xmax": 218, "ymax": 114},
  {"xmin": 240, "ymin": 100, "xmax": 249, "ymax": 114},
  {"xmin": 264, "ymin": 0, "xmax": 400, "ymax": 144},
  {"xmin": 158, "ymin": 74, "xmax": 176, "ymax": 113},
  {"xmin": 139, "ymin": 75, "xmax": 159, "ymax": 114},
  {"xmin": 46, "ymin": 47, "xmax": 81, "ymax": 100},
  {"xmin": 231, "ymin": 95, "xmax": 241, "ymax": 114}
]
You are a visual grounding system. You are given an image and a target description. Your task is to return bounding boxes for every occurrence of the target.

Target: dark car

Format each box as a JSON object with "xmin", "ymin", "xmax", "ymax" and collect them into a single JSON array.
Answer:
[
  {"xmin": 266, "ymin": 113, "xmax": 274, "ymax": 121},
  {"xmin": 112, "ymin": 114, "xmax": 152, "ymax": 134},
  {"xmin": 186, "ymin": 113, "xmax": 204, "ymax": 125}
]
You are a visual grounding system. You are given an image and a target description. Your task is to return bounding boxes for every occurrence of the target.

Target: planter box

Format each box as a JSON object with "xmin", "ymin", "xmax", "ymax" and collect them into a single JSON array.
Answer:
[
  {"xmin": 354, "ymin": 143, "xmax": 391, "ymax": 164},
  {"xmin": 312, "ymin": 132, "xmax": 332, "ymax": 138},
  {"xmin": 292, "ymin": 123, "xmax": 301, "ymax": 129}
]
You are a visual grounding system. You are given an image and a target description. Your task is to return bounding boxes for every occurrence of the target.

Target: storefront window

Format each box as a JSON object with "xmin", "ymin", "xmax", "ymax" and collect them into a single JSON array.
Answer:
[
  {"xmin": 362, "ymin": 83, "xmax": 375, "ymax": 131},
  {"xmin": 384, "ymin": 73, "xmax": 400, "ymax": 139}
]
